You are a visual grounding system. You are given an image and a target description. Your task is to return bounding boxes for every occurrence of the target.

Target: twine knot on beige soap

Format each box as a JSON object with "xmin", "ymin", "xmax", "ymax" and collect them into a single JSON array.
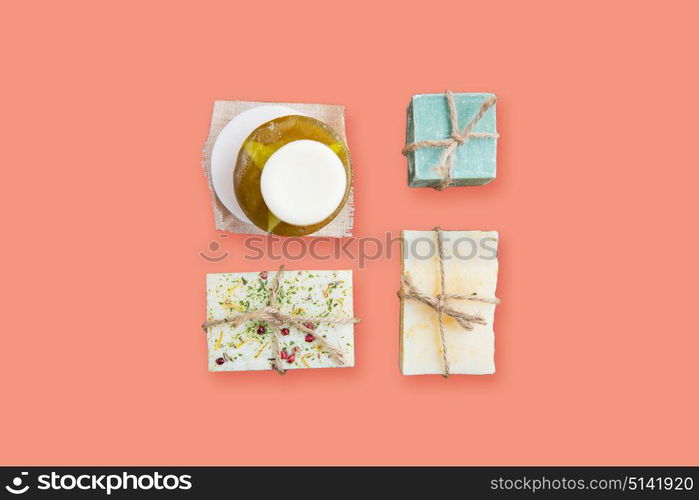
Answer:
[
  {"xmin": 397, "ymin": 227, "xmax": 500, "ymax": 377},
  {"xmin": 202, "ymin": 265, "xmax": 361, "ymax": 375},
  {"xmin": 403, "ymin": 91, "xmax": 498, "ymax": 191}
]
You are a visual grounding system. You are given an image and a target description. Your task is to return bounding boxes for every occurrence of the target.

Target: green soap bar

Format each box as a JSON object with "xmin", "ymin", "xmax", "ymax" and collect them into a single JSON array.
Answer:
[{"xmin": 406, "ymin": 93, "xmax": 498, "ymax": 188}]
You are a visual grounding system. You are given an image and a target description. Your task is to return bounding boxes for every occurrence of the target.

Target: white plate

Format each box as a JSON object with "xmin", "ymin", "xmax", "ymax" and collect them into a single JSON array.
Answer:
[{"xmin": 211, "ymin": 105, "xmax": 305, "ymax": 223}]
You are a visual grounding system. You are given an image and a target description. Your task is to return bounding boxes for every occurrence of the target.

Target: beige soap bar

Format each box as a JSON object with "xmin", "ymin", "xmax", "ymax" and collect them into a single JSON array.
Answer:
[{"xmin": 400, "ymin": 230, "xmax": 499, "ymax": 375}]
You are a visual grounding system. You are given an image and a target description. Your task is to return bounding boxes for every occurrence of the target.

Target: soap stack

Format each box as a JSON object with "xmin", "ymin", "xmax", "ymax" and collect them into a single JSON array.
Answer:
[{"xmin": 203, "ymin": 101, "xmax": 355, "ymax": 238}]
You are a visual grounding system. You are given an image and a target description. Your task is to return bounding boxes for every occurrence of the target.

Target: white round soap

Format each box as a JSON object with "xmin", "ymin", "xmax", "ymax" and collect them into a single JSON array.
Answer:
[
  {"xmin": 210, "ymin": 105, "xmax": 305, "ymax": 223},
  {"xmin": 260, "ymin": 140, "xmax": 347, "ymax": 227}
]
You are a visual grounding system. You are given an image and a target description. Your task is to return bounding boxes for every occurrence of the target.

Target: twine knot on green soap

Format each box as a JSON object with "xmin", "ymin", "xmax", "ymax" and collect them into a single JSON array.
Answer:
[
  {"xmin": 403, "ymin": 91, "xmax": 498, "ymax": 191},
  {"xmin": 202, "ymin": 265, "xmax": 361, "ymax": 375},
  {"xmin": 397, "ymin": 227, "xmax": 500, "ymax": 377}
]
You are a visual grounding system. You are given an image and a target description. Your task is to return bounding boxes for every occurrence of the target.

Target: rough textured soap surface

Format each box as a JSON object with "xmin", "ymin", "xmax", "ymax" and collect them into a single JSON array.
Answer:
[
  {"xmin": 406, "ymin": 93, "xmax": 497, "ymax": 187},
  {"xmin": 400, "ymin": 230, "xmax": 499, "ymax": 375},
  {"xmin": 206, "ymin": 270, "xmax": 354, "ymax": 371}
]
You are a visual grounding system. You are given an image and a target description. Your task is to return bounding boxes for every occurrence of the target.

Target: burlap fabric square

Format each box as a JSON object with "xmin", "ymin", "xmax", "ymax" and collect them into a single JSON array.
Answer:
[{"xmin": 202, "ymin": 100, "xmax": 354, "ymax": 237}]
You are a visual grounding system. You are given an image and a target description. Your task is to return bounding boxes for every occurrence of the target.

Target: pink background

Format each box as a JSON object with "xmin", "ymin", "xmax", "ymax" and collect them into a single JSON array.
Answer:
[{"xmin": 2, "ymin": 1, "xmax": 698, "ymax": 465}]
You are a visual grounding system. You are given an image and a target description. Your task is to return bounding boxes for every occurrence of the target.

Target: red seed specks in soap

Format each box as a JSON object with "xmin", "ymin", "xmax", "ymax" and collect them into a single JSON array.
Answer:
[
  {"xmin": 280, "ymin": 349, "xmax": 288, "ymax": 359},
  {"xmin": 215, "ymin": 357, "xmax": 225, "ymax": 365},
  {"xmin": 304, "ymin": 322, "xmax": 315, "ymax": 330},
  {"xmin": 257, "ymin": 325, "xmax": 266, "ymax": 335},
  {"xmin": 287, "ymin": 354, "xmax": 296, "ymax": 363},
  {"xmin": 259, "ymin": 271, "xmax": 268, "ymax": 280},
  {"xmin": 305, "ymin": 334, "xmax": 315, "ymax": 342},
  {"xmin": 280, "ymin": 328, "xmax": 290, "ymax": 336}
]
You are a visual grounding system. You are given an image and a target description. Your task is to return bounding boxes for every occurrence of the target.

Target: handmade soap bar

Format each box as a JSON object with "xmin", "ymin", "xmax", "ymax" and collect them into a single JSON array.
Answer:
[
  {"xmin": 406, "ymin": 93, "xmax": 497, "ymax": 188},
  {"xmin": 206, "ymin": 269, "xmax": 355, "ymax": 371},
  {"xmin": 260, "ymin": 140, "xmax": 347, "ymax": 227},
  {"xmin": 399, "ymin": 230, "xmax": 499, "ymax": 375}
]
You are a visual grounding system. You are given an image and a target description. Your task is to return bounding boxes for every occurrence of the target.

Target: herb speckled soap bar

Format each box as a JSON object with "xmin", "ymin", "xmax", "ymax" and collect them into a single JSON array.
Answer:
[
  {"xmin": 206, "ymin": 270, "xmax": 354, "ymax": 371},
  {"xmin": 406, "ymin": 93, "xmax": 497, "ymax": 187}
]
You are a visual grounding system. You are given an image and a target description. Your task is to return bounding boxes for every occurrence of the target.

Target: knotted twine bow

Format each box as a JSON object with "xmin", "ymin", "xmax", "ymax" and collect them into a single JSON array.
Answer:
[
  {"xmin": 398, "ymin": 227, "xmax": 500, "ymax": 377},
  {"xmin": 202, "ymin": 265, "xmax": 361, "ymax": 375},
  {"xmin": 403, "ymin": 91, "xmax": 498, "ymax": 191}
]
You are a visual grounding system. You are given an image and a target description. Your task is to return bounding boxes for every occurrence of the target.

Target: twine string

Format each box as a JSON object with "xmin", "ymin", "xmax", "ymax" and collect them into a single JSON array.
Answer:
[
  {"xmin": 203, "ymin": 265, "xmax": 361, "ymax": 375},
  {"xmin": 435, "ymin": 227, "xmax": 450, "ymax": 376},
  {"xmin": 403, "ymin": 91, "xmax": 498, "ymax": 191}
]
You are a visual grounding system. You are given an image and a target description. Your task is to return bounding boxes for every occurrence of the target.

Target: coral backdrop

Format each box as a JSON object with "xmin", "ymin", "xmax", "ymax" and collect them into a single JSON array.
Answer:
[{"xmin": 1, "ymin": 0, "xmax": 698, "ymax": 465}]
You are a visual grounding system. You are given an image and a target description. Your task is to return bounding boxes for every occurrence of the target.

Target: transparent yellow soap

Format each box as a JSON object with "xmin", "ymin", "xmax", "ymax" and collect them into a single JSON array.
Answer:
[{"xmin": 234, "ymin": 115, "xmax": 352, "ymax": 236}]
